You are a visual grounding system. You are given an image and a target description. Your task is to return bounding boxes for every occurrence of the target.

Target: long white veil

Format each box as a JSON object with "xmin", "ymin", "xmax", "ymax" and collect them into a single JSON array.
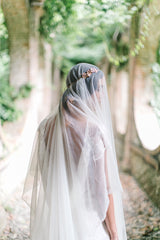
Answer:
[{"xmin": 22, "ymin": 63, "xmax": 127, "ymax": 240}]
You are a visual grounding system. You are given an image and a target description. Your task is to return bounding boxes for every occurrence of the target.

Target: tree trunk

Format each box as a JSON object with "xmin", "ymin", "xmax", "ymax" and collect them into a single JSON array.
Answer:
[
  {"xmin": 2, "ymin": 0, "xmax": 30, "ymax": 89},
  {"xmin": 42, "ymin": 42, "xmax": 53, "ymax": 116},
  {"xmin": 109, "ymin": 67, "xmax": 117, "ymax": 134},
  {"xmin": 1, "ymin": 0, "xmax": 45, "ymax": 90},
  {"xmin": 29, "ymin": 4, "xmax": 43, "ymax": 85},
  {"xmin": 122, "ymin": 12, "xmax": 140, "ymax": 171},
  {"xmin": 51, "ymin": 61, "xmax": 62, "ymax": 111}
]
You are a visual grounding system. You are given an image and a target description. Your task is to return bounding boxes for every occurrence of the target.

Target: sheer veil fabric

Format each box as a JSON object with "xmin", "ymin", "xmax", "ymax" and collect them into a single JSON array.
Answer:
[{"xmin": 22, "ymin": 63, "xmax": 127, "ymax": 240}]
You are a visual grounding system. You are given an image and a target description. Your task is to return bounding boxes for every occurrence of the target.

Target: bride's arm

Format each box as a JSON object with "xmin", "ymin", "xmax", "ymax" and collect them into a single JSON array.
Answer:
[
  {"xmin": 93, "ymin": 128, "xmax": 119, "ymax": 239},
  {"xmin": 104, "ymin": 148, "xmax": 119, "ymax": 240},
  {"xmin": 105, "ymin": 194, "xmax": 118, "ymax": 240}
]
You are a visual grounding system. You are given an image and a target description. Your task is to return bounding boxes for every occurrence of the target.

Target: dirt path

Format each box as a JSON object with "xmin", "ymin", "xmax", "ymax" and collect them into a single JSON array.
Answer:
[
  {"xmin": 121, "ymin": 172, "xmax": 160, "ymax": 240},
  {"xmin": 0, "ymin": 181, "xmax": 30, "ymax": 240},
  {"xmin": 0, "ymin": 172, "xmax": 160, "ymax": 240}
]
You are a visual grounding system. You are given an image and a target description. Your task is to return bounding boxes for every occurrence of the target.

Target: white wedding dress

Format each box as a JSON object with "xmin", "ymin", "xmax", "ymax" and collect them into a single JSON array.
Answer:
[{"xmin": 22, "ymin": 63, "xmax": 127, "ymax": 240}]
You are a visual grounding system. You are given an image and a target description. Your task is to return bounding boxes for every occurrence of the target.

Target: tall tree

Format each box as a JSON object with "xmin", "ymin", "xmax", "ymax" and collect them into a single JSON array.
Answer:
[
  {"xmin": 1, "ymin": 0, "xmax": 45, "ymax": 89},
  {"xmin": 1, "ymin": 0, "xmax": 30, "ymax": 88}
]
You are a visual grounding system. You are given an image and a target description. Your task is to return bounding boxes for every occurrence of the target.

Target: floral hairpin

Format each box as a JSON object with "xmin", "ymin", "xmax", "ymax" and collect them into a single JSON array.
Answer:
[
  {"xmin": 82, "ymin": 67, "xmax": 98, "ymax": 79},
  {"xmin": 67, "ymin": 67, "xmax": 98, "ymax": 88}
]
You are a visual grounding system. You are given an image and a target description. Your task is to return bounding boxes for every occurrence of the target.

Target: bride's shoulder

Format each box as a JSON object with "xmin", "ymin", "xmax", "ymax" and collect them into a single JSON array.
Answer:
[
  {"xmin": 37, "ymin": 113, "xmax": 56, "ymax": 134},
  {"xmin": 37, "ymin": 105, "xmax": 59, "ymax": 132}
]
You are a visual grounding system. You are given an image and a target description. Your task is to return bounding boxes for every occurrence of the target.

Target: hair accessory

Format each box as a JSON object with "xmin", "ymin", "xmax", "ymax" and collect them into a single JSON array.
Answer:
[
  {"xmin": 82, "ymin": 68, "xmax": 98, "ymax": 79},
  {"xmin": 67, "ymin": 67, "xmax": 98, "ymax": 88}
]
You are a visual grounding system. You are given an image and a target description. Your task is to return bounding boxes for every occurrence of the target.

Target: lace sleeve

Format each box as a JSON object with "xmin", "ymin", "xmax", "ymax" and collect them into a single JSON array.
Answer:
[{"xmin": 90, "ymin": 125, "xmax": 112, "ymax": 195}]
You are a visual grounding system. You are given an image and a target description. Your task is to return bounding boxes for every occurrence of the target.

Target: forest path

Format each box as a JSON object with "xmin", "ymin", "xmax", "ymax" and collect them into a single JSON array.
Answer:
[{"xmin": 0, "ymin": 172, "xmax": 160, "ymax": 240}]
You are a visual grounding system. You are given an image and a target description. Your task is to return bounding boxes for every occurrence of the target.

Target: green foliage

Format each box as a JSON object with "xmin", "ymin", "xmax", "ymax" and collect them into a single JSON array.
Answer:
[
  {"xmin": 51, "ymin": 10, "xmax": 108, "ymax": 76},
  {"xmin": 0, "ymin": 80, "xmax": 33, "ymax": 126},
  {"xmin": 40, "ymin": 0, "xmax": 151, "ymax": 74},
  {"xmin": 0, "ymin": 8, "xmax": 8, "ymax": 52},
  {"xmin": 150, "ymin": 39, "xmax": 160, "ymax": 125},
  {"xmin": 18, "ymin": 83, "xmax": 34, "ymax": 98},
  {"xmin": 0, "ymin": 75, "xmax": 22, "ymax": 125},
  {"xmin": 151, "ymin": 63, "xmax": 160, "ymax": 125},
  {"xmin": 156, "ymin": 39, "xmax": 160, "ymax": 64},
  {"xmin": 40, "ymin": 0, "xmax": 76, "ymax": 38},
  {"xmin": 89, "ymin": 0, "xmax": 151, "ymax": 65}
]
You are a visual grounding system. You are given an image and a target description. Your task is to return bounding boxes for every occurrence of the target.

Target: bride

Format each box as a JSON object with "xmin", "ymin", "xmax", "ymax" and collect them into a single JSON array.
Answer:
[{"xmin": 22, "ymin": 63, "xmax": 127, "ymax": 240}]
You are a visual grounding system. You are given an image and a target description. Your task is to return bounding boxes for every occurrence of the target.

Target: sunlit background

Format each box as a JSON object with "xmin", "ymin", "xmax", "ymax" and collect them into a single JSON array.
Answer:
[{"xmin": 0, "ymin": 0, "xmax": 160, "ymax": 239}]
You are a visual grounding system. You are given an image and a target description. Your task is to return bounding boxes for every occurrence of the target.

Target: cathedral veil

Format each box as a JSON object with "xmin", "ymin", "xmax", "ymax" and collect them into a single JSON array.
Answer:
[{"xmin": 22, "ymin": 63, "xmax": 127, "ymax": 240}]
